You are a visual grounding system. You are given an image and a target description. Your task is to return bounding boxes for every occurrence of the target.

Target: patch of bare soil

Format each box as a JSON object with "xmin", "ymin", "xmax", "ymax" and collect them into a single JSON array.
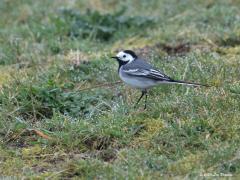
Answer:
[{"xmin": 155, "ymin": 42, "xmax": 191, "ymax": 55}]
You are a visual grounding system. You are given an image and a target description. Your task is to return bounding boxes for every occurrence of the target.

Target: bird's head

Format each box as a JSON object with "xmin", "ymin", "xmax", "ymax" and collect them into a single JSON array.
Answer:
[{"xmin": 111, "ymin": 50, "xmax": 137, "ymax": 64}]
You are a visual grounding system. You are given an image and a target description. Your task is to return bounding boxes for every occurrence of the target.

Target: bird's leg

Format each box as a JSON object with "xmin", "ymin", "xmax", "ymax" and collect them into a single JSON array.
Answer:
[
  {"xmin": 144, "ymin": 92, "xmax": 148, "ymax": 109},
  {"xmin": 135, "ymin": 90, "xmax": 148, "ymax": 108},
  {"xmin": 134, "ymin": 91, "xmax": 145, "ymax": 108}
]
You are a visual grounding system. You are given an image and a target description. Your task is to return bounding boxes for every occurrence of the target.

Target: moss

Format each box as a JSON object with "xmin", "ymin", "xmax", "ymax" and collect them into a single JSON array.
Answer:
[
  {"xmin": 167, "ymin": 152, "xmax": 205, "ymax": 175},
  {"xmin": 0, "ymin": 66, "xmax": 12, "ymax": 87},
  {"xmin": 21, "ymin": 145, "xmax": 43, "ymax": 158},
  {"xmin": 131, "ymin": 118, "xmax": 164, "ymax": 148}
]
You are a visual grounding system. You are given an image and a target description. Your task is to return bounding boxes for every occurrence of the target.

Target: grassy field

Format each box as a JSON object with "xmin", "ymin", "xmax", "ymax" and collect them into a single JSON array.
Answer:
[{"xmin": 1, "ymin": 0, "xmax": 240, "ymax": 178}]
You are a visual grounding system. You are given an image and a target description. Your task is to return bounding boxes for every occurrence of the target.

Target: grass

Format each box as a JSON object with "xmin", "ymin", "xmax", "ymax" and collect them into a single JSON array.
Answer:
[{"xmin": 0, "ymin": 0, "xmax": 240, "ymax": 178}]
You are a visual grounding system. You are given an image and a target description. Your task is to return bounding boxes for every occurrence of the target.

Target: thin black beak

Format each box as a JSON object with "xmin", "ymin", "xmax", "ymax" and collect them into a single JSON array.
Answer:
[{"xmin": 111, "ymin": 56, "xmax": 118, "ymax": 59}]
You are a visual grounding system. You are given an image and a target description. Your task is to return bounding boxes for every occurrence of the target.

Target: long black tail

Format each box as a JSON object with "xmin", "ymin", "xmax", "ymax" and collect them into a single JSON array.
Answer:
[{"xmin": 169, "ymin": 79, "xmax": 210, "ymax": 87}]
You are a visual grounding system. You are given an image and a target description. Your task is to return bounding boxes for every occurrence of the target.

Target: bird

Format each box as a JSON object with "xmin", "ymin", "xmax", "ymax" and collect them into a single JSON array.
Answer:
[{"xmin": 111, "ymin": 50, "xmax": 209, "ymax": 109}]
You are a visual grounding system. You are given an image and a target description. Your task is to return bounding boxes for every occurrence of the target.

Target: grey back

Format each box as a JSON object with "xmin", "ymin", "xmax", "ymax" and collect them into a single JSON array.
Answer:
[{"xmin": 122, "ymin": 58, "xmax": 153, "ymax": 70}]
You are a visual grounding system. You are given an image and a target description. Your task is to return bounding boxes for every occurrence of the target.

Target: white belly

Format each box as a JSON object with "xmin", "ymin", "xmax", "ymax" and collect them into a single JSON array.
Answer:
[{"xmin": 119, "ymin": 69, "xmax": 156, "ymax": 89}]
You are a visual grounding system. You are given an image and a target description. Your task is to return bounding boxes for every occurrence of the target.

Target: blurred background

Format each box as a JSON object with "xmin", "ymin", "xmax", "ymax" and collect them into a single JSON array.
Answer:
[{"xmin": 0, "ymin": 0, "xmax": 240, "ymax": 178}]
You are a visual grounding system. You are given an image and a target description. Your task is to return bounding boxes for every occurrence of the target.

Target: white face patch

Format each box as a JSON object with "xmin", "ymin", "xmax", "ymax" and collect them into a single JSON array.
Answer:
[{"xmin": 116, "ymin": 51, "xmax": 135, "ymax": 63}]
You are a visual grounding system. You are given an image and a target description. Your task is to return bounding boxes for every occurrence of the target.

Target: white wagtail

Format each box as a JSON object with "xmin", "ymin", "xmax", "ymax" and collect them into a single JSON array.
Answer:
[{"xmin": 111, "ymin": 50, "xmax": 209, "ymax": 109}]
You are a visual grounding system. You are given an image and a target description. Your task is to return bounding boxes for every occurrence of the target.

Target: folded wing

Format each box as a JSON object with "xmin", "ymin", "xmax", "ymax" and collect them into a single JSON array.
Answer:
[{"xmin": 123, "ymin": 68, "xmax": 172, "ymax": 81}]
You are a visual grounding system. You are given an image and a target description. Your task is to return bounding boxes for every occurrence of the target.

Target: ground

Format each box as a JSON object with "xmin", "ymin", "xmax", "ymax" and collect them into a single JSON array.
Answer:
[{"xmin": 0, "ymin": 0, "xmax": 240, "ymax": 178}]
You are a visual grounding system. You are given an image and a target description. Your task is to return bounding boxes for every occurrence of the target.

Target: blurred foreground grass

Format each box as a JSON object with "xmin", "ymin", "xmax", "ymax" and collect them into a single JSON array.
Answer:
[{"xmin": 0, "ymin": 0, "xmax": 240, "ymax": 178}]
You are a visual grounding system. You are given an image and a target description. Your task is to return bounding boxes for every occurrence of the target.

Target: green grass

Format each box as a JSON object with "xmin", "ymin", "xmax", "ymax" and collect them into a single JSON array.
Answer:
[{"xmin": 1, "ymin": 0, "xmax": 240, "ymax": 178}]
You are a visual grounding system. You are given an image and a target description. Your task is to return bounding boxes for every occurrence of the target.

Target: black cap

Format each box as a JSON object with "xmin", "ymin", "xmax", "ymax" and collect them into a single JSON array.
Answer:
[{"xmin": 123, "ymin": 50, "xmax": 137, "ymax": 58}]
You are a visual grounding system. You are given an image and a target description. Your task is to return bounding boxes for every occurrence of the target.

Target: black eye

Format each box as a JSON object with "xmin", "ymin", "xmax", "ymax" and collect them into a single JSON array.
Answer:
[{"xmin": 123, "ymin": 55, "xmax": 126, "ymax": 58}]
